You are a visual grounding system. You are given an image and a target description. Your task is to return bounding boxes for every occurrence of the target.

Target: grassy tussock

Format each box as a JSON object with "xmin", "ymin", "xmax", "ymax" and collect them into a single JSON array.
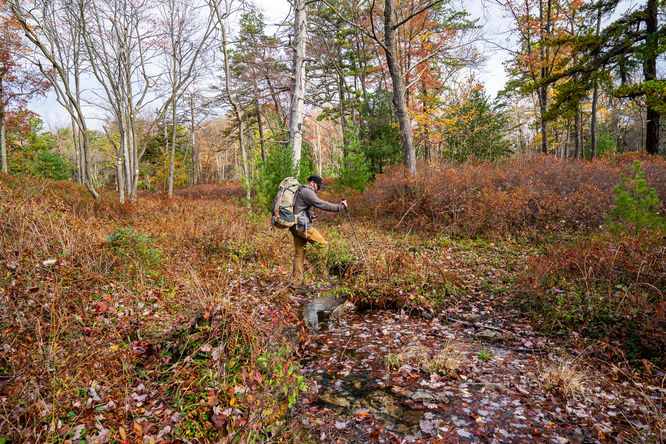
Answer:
[
  {"xmin": 539, "ymin": 357, "xmax": 589, "ymax": 401},
  {"xmin": 388, "ymin": 340, "xmax": 469, "ymax": 376}
]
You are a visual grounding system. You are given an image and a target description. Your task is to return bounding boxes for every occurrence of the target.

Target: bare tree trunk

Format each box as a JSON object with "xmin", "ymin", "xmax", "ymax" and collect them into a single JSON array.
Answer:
[
  {"xmin": 116, "ymin": 149, "xmax": 125, "ymax": 203},
  {"xmin": 538, "ymin": 89, "xmax": 548, "ymax": 154},
  {"xmin": 288, "ymin": 0, "xmax": 307, "ymax": 169},
  {"xmin": 590, "ymin": 4, "xmax": 601, "ymax": 159},
  {"xmin": 120, "ymin": 120, "xmax": 132, "ymax": 199},
  {"xmin": 644, "ymin": 0, "xmax": 659, "ymax": 154},
  {"xmin": 538, "ymin": 0, "xmax": 550, "ymax": 155},
  {"xmin": 80, "ymin": 129, "xmax": 99, "ymax": 199},
  {"xmin": 338, "ymin": 73, "xmax": 347, "ymax": 156},
  {"xmin": 223, "ymin": 149, "xmax": 227, "ymax": 181},
  {"xmin": 71, "ymin": 118, "xmax": 81, "ymax": 183},
  {"xmin": 422, "ymin": 79, "xmax": 430, "ymax": 162},
  {"xmin": 233, "ymin": 142, "xmax": 238, "ymax": 174},
  {"xmin": 384, "ymin": 0, "xmax": 416, "ymax": 174},
  {"xmin": 168, "ymin": 102, "xmax": 177, "ymax": 198},
  {"xmin": 256, "ymin": 101, "xmax": 266, "ymax": 162},
  {"xmin": 574, "ymin": 109, "xmax": 581, "ymax": 158},
  {"xmin": 315, "ymin": 122, "xmax": 322, "ymax": 174},
  {"xmin": 590, "ymin": 89, "xmax": 599, "ymax": 158},
  {"xmin": 190, "ymin": 95, "xmax": 198, "ymax": 184},
  {"xmin": 219, "ymin": 16, "xmax": 250, "ymax": 202},
  {"xmin": 131, "ymin": 123, "xmax": 140, "ymax": 201}
]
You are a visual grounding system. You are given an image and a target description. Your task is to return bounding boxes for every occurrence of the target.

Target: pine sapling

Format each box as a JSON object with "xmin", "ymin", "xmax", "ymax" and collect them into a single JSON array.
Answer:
[{"xmin": 608, "ymin": 161, "xmax": 664, "ymax": 235}]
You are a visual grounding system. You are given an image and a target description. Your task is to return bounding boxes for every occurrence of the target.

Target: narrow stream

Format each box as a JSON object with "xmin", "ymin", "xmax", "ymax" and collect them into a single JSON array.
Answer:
[{"xmin": 294, "ymin": 307, "xmax": 635, "ymax": 442}]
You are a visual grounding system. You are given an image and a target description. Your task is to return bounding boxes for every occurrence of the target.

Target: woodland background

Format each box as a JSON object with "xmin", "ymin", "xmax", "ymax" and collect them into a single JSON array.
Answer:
[
  {"xmin": 0, "ymin": 0, "xmax": 664, "ymax": 200},
  {"xmin": 0, "ymin": 0, "xmax": 665, "ymax": 442}
]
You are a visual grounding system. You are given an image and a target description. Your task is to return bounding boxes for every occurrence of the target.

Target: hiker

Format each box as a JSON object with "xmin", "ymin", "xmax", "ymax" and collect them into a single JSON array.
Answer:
[{"xmin": 290, "ymin": 174, "xmax": 347, "ymax": 291}]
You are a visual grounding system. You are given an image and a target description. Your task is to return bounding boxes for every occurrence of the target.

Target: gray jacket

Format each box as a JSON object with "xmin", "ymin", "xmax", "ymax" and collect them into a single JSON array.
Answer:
[{"xmin": 291, "ymin": 187, "xmax": 342, "ymax": 232}]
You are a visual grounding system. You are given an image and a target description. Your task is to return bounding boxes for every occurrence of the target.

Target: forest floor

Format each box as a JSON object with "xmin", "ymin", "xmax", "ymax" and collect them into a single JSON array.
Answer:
[
  {"xmin": 1, "ymin": 170, "xmax": 664, "ymax": 442},
  {"xmin": 293, "ymin": 244, "xmax": 665, "ymax": 443}
]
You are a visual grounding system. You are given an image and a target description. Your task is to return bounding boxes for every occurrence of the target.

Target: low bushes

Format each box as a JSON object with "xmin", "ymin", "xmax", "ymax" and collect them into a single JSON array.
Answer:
[
  {"xmin": 517, "ymin": 228, "xmax": 665, "ymax": 364},
  {"xmin": 517, "ymin": 161, "xmax": 665, "ymax": 364},
  {"xmin": 359, "ymin": 153, "xmax": 666, "ymax": 238}
]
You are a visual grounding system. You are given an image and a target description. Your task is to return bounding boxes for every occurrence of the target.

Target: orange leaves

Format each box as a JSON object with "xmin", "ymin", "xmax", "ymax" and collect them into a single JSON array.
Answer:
[{"xmin": 360, "ymin": 155, "xmax": 666, "ymax": 237}]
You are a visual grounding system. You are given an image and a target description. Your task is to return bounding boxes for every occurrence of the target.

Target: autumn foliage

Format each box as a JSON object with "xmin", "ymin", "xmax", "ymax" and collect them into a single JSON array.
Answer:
[
  {"xmin": 519, "ymin": 228, "xmax": 665, "ymax": 364},
  {"xmin": 359, "ymin": 153, "xmax": 666, "ymax": 238},
  {"xmin": 0, "ymin": 174, "xmax": 306, "ymax": 441}
]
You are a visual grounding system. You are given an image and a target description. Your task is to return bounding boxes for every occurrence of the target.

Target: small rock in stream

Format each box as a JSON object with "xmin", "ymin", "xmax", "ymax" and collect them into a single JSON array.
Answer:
[
  {"xmin": 475, "ymin": 328, "xmax": 500, "ymax": 340},
  {"xmin": 406, "ymin": 390, "xmax": 450, "ymax": 404}
]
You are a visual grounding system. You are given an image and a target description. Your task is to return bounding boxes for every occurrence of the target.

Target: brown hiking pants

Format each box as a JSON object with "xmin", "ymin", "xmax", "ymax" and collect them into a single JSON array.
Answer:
[{"xmin": 291, "ymin": 228, "xmax": 328, "ymax": 286}]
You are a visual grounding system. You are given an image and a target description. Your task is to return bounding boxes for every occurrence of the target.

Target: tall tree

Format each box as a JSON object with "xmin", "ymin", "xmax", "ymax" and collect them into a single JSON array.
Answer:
[
  {"xmin": 209, "ymin": 0, "xmax": 251, "ymax": 201},
  {"xmin": 589, "ymin": 1, "xmax": 603, "ymax": 158},
  {"xmin": 6, "ymin": 0, "xmax": 98, "ymax": 197},
  {"xmin": 382, "ymin": 0, "xmax": 417, "ymax": 173},
  {"xmin": 157, "ymin": 0, "xmax": 214, "ymax": 198},
  {"xmin": 288, "ymin": 0, "xmax": 308, "ymax": 170},
  {"xmin": 80, "ymin": 0, "xmax": 211, "ymax": 202},
  {"xmin": 495, "ymin": 0, "xmax": 576, "ymax": 155},
  {"xmin": 323, "ymin": 0, "xmax": 474, "ymax": 174},
  {"xmin": 230, "ymin": 10, "xmax": 288, "ymax": 162},
  {"xmin": 542, "ymin": 0, "xmax": 665, "ymax": 155},
  {"xmin": 0, "ymin": 5, "xmax": 50, "ymax": 173},
  {"xmin": 309, "ymin": 0, "xmax": 356, "ymax": 153}
]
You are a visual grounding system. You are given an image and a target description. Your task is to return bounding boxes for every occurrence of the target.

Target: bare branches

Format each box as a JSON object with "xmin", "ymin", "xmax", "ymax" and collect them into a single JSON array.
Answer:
[{"xmin": 393, "ymin": 0, "xmax": 446, "ymax": 30}]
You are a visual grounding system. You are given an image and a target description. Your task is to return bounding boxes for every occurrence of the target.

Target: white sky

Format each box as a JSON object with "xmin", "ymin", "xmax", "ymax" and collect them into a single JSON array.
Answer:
[
  {"xmin": 254, "ymin": 0, "xmax": 510, "ymax": 96},
  {"xmin": 34, "ymin": 0, "xmax": 510, "ymax": 132}
]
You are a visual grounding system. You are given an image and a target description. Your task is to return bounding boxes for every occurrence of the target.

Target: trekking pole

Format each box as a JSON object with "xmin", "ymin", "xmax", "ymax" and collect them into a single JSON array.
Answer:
[{"xmin": 344, "ymin": 205, "xmax": 371, "ymax": 274}]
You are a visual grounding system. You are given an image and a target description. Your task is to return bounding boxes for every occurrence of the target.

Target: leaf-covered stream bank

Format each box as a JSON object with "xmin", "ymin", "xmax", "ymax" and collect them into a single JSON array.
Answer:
[
  {"xmin": 293, "ymin": 293, "xmax": 665, "ymax": 443},
  {"xmin": 294, "ymin": 260, "xmax": 666, "ymax": 443}
]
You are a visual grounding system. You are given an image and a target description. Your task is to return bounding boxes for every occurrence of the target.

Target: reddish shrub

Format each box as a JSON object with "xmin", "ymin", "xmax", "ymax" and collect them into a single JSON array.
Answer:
[
  {"xmin": 517, "ymin": 229, "xmax": 665, "ymax": 364},
  {"xmin": 360, "ymin": 155, "xmax": 666, "ymax": 238}
]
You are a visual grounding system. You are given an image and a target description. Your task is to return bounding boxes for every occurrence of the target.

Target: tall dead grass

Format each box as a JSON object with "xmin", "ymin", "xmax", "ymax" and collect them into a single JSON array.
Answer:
[{"xmin": 0, "ymin": 175, "xmax": 297, "ymax": 441}]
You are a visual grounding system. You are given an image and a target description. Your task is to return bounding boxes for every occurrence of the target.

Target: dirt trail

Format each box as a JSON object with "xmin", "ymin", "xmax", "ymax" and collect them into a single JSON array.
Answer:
[{"xmin": 293, "ymin": 297, "xmax": 664, "ymax": 443}]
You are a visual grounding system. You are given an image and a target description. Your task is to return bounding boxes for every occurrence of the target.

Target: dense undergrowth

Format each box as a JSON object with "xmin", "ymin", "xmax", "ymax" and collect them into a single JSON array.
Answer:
[
  {"xmin": 0, "ymin": 176, "xmax": 307, "ymax": 441},
  {"xmin": 1, "ymin": 154, "xmax": 664, "ymax": 440},
  {"xmin": 0, "ymin": 174, "xmax": 466, "ymax": 441},
  {"xmin": 357, "ymin": 153, "xmax": 666, "ymax": 238}
]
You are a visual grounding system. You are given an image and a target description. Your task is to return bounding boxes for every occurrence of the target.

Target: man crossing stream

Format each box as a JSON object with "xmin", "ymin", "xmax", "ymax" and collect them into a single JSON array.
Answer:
[{"xmin": 289, "ymin": 174, "xmax": 347, "ymax": 293}]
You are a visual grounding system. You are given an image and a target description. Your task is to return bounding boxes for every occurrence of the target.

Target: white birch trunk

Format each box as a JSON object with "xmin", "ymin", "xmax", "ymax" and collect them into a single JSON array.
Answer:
[
  {"xmin": 288, "ymin": 0, "xmax": 307, "ymax": 169},
  {"xmin": 0, "ymin": 87, "xmax": 6, "ymax": 174},
  {"xmin": 168, "ymin": 102, "xmax": 177, "ymax": 198}
]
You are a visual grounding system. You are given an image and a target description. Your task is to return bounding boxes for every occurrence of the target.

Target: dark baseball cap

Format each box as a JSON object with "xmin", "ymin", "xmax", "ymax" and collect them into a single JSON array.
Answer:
[{"xmin": 307, "ymin": 174, "xmax": 325, "ymax": 189}]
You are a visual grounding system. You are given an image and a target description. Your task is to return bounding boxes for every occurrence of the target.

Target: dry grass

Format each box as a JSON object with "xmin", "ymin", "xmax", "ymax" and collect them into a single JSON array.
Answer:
[
  {"xmin": 539, "ymin": 357, "xmax": 589, "ymax": 401},
  {"xmin": 0, "ymin": 175, "xmax": 302, "ymax": 441},
  {"xmin": 606, "ymin": 359, "xmax": 666, "ymax": 443},
  {"xmin": 392, "ymin": 340, "xmax": 469, "ymax": 376}
]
